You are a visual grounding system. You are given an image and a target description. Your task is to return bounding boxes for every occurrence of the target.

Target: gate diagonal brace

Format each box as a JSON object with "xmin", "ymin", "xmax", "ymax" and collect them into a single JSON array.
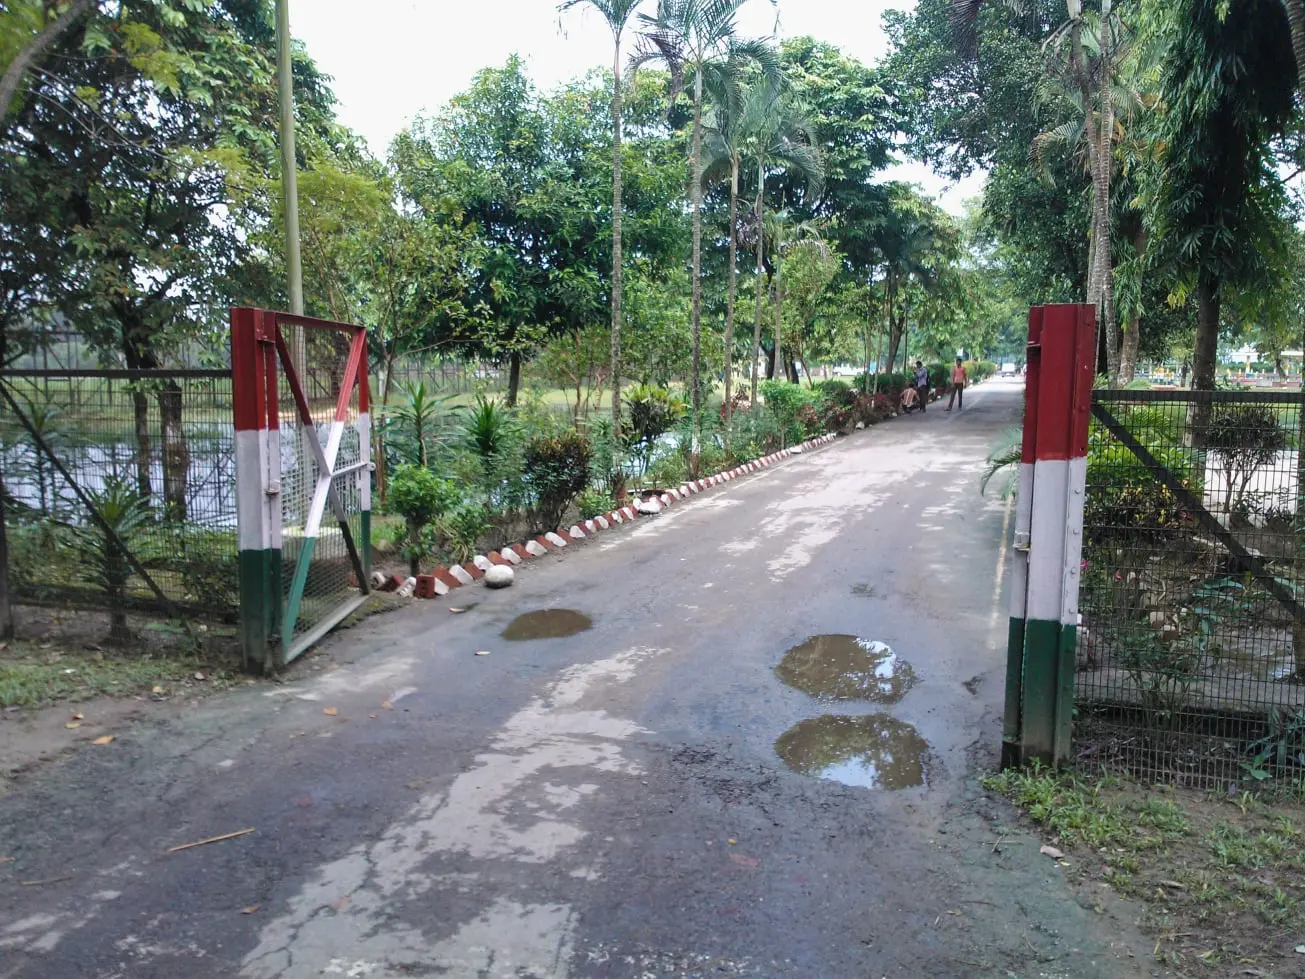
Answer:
[{"xmin": 1090, "ymin": 401, "xmax": 1305, "ymax": 629}]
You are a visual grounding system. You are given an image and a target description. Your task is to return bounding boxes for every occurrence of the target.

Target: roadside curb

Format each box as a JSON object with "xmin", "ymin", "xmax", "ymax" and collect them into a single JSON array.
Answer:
[{"xmin": 411, "ymin": 433, "xmax": 839, "ymax": 598}]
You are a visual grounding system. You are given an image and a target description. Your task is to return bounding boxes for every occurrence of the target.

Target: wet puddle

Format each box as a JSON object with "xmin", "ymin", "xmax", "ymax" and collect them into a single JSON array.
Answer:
[
  {"xmin": 776, "ymin": 635, "xmax": 915, "ymax": 704},
  {"xmin": 775, "ymin": 714, "xmax": 929, "ymax": 790},
  {"xmin": 501, "ymin": 609, "xmax": 593, "ymax": 641}
]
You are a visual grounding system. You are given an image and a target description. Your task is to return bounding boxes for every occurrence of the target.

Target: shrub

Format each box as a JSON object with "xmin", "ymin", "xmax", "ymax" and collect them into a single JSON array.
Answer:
[
  {"xmin": 577, "ymin": 488, "xmax": 616, "ymax": 520},
  {"xmin": 524, "ymin": 431, "xmax": 592, "ymax": 533},
  {"xmin": 760, "ymin": 380, "xmax": 820, "ymax": 445},
  {"xmin": 855, "ymin": 371, "xmax": 910, "ymax": 396},
  {"xmin": 435, "ymin": 504, "xmax": 490, "ymax": 565},
  {"xmin": 1084, "ymin": 426, "xmax": 1199, "ymax": 543},
  {"xmin": 74, "ymin": 478, "xmax": 153, "ymax": 644},
  {"xmin": 648, "ymin": 452, "xmax": 688, "ymax": 487},
  {"xmin": 624, "ymin": 385, "xmax": 685, "ymax": 474},
  {"xmin": 463, "ymin": 395, "xmax": 515, "ymax": 463},
  {"xmin": 387, "ymin": 380, "xmax": 449, "ymax": 467},
  {"xmin": 388, "ymin": 463, "xmax": 460, "ymax": 575},
  {"xmin": 1206, "ymin": 405, "xmax": 1288, "ymax": 516}
]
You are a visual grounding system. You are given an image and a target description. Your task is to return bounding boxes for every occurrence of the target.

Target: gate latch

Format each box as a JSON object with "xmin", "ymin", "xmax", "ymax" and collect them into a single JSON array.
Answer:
[{"xmin": 1014, "ymin": 531, "xmax": 1031, "ymax": 552}]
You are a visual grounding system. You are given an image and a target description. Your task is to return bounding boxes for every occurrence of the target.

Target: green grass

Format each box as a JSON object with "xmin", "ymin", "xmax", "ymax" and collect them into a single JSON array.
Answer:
[
  {"xmin": 0, "ymin": 640, "xmax": 237, "ymax": 708},
  {"xmin": 985, "ymin": 764, "xmax": 1305, "ymax": 969}
]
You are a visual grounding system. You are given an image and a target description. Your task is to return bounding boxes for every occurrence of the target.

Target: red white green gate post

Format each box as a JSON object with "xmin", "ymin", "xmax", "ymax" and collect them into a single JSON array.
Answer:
[
  {"xmin": 1002, "ymin": 304, "xmax": 1096, "ymax": 766},
  {"xmin": 232, "ymin": 307, "xmax": 282, "ymax": 672}
]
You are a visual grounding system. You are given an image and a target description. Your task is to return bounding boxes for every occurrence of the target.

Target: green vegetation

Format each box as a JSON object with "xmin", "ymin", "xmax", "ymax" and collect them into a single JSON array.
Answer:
[{"xmin": 986, "ymin": 764, "xmax": 1305, "ymax": 969}]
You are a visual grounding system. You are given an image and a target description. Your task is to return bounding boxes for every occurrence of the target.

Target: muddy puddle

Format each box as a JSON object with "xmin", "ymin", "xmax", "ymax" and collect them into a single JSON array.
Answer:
[
  {"xmin": 775, "ymin": 714, "xmax": 928, "ymax": 790},
  {"xmin": 501, "ymin": 609, "xmax": 593, "ymax": 641},
  {"xmin": 776, "ymin": 635, "xmax": 915, "ymax": 703}
]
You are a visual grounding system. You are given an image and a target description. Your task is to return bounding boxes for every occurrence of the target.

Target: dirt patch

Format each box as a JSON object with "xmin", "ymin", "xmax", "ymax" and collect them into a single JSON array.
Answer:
[{"xmin": 986, "ymin": 765, "xmax": 1305, "ymax": 973}]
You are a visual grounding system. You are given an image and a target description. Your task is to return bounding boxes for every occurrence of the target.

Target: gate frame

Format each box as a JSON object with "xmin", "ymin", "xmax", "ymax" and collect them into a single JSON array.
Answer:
[
  {"xmin": 1002, "ymin": 304, "xmax": 1096, "ymax": 766},
  {"xmin": 231, "ymin": 307, "xmax": 371, "ymax": 672}
]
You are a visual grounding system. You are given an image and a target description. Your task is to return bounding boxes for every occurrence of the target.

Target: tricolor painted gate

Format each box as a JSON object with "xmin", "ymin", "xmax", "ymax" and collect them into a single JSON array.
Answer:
[
  {"xmin": 1002, "ymin": 304, "xmax": 1096, "ymax": 766},
  {"xmin": 232, "ymin": 308, "xmax": 371, "ymax": 672}
]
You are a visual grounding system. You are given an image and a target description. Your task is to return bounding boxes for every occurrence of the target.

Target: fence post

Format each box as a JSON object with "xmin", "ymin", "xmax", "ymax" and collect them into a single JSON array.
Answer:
[
  {"xmin": 232, "ymin": 307, "xmax": 279, "ymax": 673},
  {"xmin": 1002, "ymin": 303, "xmax": 1095, "ymax": 766}
]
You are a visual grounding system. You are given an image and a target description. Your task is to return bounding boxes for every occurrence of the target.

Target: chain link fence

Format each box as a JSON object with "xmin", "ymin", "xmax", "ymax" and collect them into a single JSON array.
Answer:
[
  {"xmin": 1, "ymin": 367, "xmax": 239, "ymax": 642},
  {"xmin": 1076, "ymin": 389, "xmax": 1305, "ymax": 787}
]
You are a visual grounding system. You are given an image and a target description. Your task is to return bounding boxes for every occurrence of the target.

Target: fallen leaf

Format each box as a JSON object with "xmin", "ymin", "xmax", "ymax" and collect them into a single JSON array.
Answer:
[
  {"xmin": 368, "ymin": 714, "xmax": 378, "ymax": 719},
  {"xmin": 65, "ymin": 721, "xmax": 81, "ymax": 729},
  {"xmin": 330, "ymin": 895, "xmax": 350, "ymax": 911},
  {"xmin": 727, "ymin": 839, "xmax": 737, "ymax": 845},
  {"xmin": 0, "ymin": 856, "xmax": 15, "ymax": 864},
  {"xmin": 323, "ymin": 707, "xmax": 338, "ymax": 716},
  {"xmin": 1039, "ymin": 845, "xmax": 1064, "ymax": 860},
  {"xmin": 449, "ymin": 607, "xmax": 467, "ymax": 614},
  {"xmin": 71, "ymin": 713, "xmax": 84, "ymax": 721},
  {"xmin": 1160, "ymin": 880, "xmax": 1186, "ymax": 890},
  {"xmin": 92, "ymin": 735, "xmax": 115, "ymax": 745},
  {"xmin": 380, "ymin": 700, "xmax": 392, "ymax": 710},
  {"xmin": 242, "ymin": 905, "xmax": 260, "ymax": 915},
  {"xmin": 474, "ymin": 650, "xmax": 491, "ymax": 657},
  {"xmin": 729, "ymin": 853, "xmax": 759, "ymax": 868},
  {"xmin": 152, "ymin": 685, "xmax": 166, "ymax": 695}
]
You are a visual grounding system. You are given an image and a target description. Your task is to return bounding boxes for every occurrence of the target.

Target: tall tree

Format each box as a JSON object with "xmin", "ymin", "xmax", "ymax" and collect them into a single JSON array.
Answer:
[
  {"xmin": 633, "ymin": 0, "xmax": 775, "ymax": 433},
  {"xmin": 560, "ymin": 0, "xmax": 642, "ymax": 436}
]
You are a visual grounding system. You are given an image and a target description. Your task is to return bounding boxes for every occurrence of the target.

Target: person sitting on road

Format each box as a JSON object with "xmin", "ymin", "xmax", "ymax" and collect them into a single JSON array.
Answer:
[{"xmin": 900, "ymin": 384, "xmax": 920, "ymax": 413}]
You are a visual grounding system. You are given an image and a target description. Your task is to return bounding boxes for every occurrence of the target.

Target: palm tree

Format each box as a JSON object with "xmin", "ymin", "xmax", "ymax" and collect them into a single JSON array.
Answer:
[
  {"xmin": 724, "ymin": 83, "xmax": 822, "ymax": 403},
  {"xmin": 952, "ymin": 0, "xmax": 1122, "ymax": 379},
  {"xmin": 632, "ymin": 0, "xmax": 777, "ymax": 435},
  {"xmin": 560, "ymin": 0, "xmax": 643, "ymax": 438}
]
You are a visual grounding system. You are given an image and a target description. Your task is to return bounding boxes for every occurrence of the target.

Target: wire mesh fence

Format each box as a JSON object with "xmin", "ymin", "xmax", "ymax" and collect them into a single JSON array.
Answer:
[
  {"xmin": 0, "ymin": 368, "xmax": 239, "ymax": 639},
  {"xmin": 1076, "ymin": 389, "xmax": 1305, "ymax": 787}
]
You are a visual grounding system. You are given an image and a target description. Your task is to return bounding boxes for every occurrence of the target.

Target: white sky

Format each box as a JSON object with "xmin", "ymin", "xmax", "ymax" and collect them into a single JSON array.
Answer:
[{"xmin": 291, "ymin": 0, "xmax": 985, "ymax": 214}]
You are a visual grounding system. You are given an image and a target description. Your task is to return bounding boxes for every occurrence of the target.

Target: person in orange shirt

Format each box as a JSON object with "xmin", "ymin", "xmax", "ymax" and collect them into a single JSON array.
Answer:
[{"xmin": 946, "ymin": 357, "xmax": 967, "ymax": 411}]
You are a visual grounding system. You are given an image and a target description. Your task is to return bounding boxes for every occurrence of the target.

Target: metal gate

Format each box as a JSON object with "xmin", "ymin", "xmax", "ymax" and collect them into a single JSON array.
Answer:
[{"xmin": 231, "ymin": 308, "xmax": 371, "ymax": 671}]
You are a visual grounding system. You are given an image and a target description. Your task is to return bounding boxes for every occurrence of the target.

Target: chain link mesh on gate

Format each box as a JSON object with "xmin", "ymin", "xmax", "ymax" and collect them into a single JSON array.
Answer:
[
  {"xmin": 277, "ymin": 326, "xmax": 370, "ymax": 654},
  {"xmin": 1076, "ymin": 389, "xmax": 1305, "ymax": 787}
]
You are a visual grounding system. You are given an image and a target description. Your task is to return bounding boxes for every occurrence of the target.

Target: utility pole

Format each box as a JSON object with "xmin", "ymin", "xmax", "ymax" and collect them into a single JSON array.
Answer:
[{"xmin": 276, "ymin": 0, "xmax": 303, "ymax": 319}]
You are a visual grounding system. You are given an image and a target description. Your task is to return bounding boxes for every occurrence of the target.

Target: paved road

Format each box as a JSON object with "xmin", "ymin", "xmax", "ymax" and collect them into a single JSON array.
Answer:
[{"xmin": 0, "ymin": 379, "xmax": 1161, "ymax": 978}]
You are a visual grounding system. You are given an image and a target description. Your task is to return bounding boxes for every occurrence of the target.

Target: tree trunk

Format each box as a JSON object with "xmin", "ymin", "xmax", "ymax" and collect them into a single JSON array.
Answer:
[
  {"xmin": 689, "ymin": 70, "xmax": 704, "ymax": 435},
  {"xmin": 158, "ymin": 381, "xmax": 188, "ymax": 522},
  {"xmin": 130, "ymin": 388, "xmax": 152, "ymax": 500},
  {"xmin": 1285, "ymin": 0, "xmax": 1305, "ymax": 92},
  {"xmin": 610, "ymin": 35, "xmax": 624, "ymax": 438},
  {"xmin": 507, "ymin": 351, "xmax": 522, "ymax": 407},
  {"xmin": 0, "ymin": 0, "xmax": 96, "ymax": 127},
  {"xmin": 1120, "ymin": 314, "xmax": 1141, "ymax": 385},
  {"xmin": 1190, "ymin": 281, "xmax": 1220, "ymax": 448},
  {"xmin": 750, "ymin": 157, "xmax": 766, "ymax": 407},
  {"xmin": 773, "ymin": 257, "xmax": 785, "ymax": 383},
  {"xmin": 724, "ymin": 154, "xmax": 738, "ymax": 430},
  {"xmin": 0, "ymin": 475, "xmax": 12, "ymax": 640}
]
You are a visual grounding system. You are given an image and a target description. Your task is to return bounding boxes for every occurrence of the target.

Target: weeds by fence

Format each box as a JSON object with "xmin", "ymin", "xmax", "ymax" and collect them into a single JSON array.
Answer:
[{"xmin": 1077, "ymin": 389, "xmax": 1305, "ymax": 788}]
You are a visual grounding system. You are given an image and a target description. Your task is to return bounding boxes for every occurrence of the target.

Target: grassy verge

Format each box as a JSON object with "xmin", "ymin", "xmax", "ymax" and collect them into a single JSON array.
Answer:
[
  {"xmin": 0, "ymin": 638, "xmax": 239, "ymax": 708},
  {"xmin": 984, "ymin": 764, "xmax": 1305, "ymax": 972}
]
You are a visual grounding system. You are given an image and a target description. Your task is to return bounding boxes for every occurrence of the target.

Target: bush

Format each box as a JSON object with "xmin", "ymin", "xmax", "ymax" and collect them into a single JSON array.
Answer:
[
  {"xmin": 577, "ymin": 488, "xmax": 616, "ymax": 520},
  {"xmin": 1084, "ymin": 426, "xmax": 1199, "ymax": 543},
  {"xmin": 648, "ymin": 452, "xmax": 688, "ymax": 487},
  {"xmin": 74, "ymin": 478, "xmax": 152, "ymax": 644},
  {"xmin": 855, "ymin": 371, "xmax": 910, "ymax": 396},
  {"xmin": 436, "ymin": 504, "xmax": 490, "ymax": 565},
  {"xmin": 388, "ymin": 463, "xmax": 460, "ymax": 574},
  {"xmin": 624, "ymin": 385, "xmax": 685, "ymax": 474},
  {"xmin": 760, "ymin": 380, "xmax": 820, "ymax": 445},
  {"xmin": 1206, "ymin": 405, "xmax": 1288, "ymax": 516},
  {"xmin": 524, "ymin": 431, "xmax": 592, "ymax": 533}
]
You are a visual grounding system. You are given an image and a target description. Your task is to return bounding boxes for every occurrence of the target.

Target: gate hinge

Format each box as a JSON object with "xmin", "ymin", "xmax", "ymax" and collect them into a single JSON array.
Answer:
[{"xmin": 1014, "ymin": 531, "xmax": 1031, "ymax": 552}]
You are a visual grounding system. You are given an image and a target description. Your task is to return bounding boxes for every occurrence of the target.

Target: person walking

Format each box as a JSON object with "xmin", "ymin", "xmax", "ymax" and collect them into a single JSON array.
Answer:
[
  {"xmin": 914, "ymin": 361, "xmax": 930, "ymax": 412},
  {"xmin": 946, "ymin": 357, "xmax": 967, "ymax": 411}
]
